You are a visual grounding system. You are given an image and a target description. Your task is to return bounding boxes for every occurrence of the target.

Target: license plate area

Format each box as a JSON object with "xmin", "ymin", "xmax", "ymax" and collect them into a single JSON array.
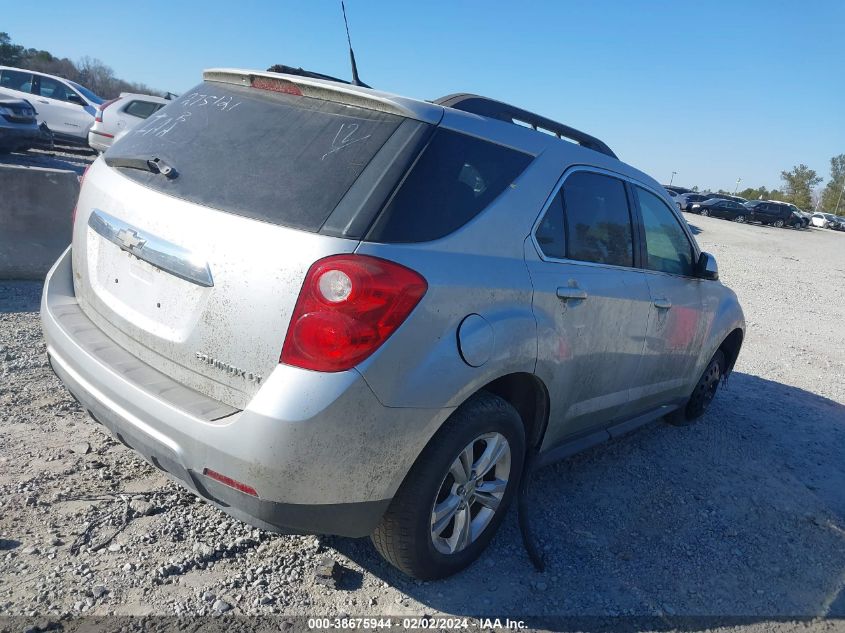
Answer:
[{"xmin": 85, "ymin": 228, "xmax": 208, "ymax": 342}]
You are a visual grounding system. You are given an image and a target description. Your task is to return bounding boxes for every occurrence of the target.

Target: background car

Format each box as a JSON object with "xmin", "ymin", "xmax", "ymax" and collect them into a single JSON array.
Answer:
[
  {"xmin": 834, "ymin": 216, "xmax": 845, "ymax": 231},
  {"xmin": 810, "ymin": 213, "xmax": 828, "ymax": 228},
  {"xmin": 795, "ymin": 210, "xmax": 813, "ymax": 228},
  {"xmin": 663, "ymin": 185, "xmax": 694, "ymax": 195},
  {"xmin": 708, "ymin": 193, "xmax": 748, "ymax": 204},
  {"xmin": 743, "ymin": 200, "xmax": 803, "ymax": 228},
  {"xmin": 811, "ymin": 213, "xmax": 841, "ymax": 229},
  {"xmin": 696, "ymin": 198, "xmax": 749, "ymax": 222},
  {"xmin": 88, "ymin": 93, "xmax": 169, "ymax": 152},
  {"xmin": 0, "ymin": 97, "xmax": 39, "ymax": 153},
  {"xmin": 676, "ymin": 192, "xmax": 710, "ymax": 211},
  {"xmin": 767, "ymin": 201, "xmax": 808, "ymax": 228},
  {"xmin": 0, "ymin": 65, "xmax": 103, "ymax": 146}
]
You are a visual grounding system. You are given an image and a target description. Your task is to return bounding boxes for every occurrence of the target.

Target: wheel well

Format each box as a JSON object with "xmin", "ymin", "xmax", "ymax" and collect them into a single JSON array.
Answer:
[
  {"xmin": 718, "ymin": 328, "xmax": 744, "ymax": 374},
  {"xmin": 480, "ymin": 373, "xmax": 549, "ymax": 450}
]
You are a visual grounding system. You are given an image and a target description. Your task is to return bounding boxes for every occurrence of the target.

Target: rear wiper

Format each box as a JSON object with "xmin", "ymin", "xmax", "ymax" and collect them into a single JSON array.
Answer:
[{"xmin": 105, "ymin": 155, "xmax": 178, "ymax": 179}]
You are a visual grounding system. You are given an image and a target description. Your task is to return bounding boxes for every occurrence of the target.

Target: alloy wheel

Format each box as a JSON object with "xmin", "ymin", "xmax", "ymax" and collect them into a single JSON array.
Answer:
[
  {"xmin": 735, "ymin": 215, "xmax": 746, "ymax": 223},
  {"xmin": 430, "ymin": 432, "xmax": 511, "ymax": 555}
]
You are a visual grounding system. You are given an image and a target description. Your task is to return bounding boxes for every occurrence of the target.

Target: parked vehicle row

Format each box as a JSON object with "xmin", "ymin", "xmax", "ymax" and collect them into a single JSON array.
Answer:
[
  {"xmin": 668, "ymin": 187, "xmax": 842, "ymax": 232},
  {"xmin": 0, "ymin": 65, "xmax": 169, "ymax": 153}
]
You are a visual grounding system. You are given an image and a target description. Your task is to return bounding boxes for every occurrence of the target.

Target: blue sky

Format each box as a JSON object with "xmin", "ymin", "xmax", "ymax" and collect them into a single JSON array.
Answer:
[{"xmin": 6, "ymin": 1, "xmax": 843, "ymax": 191}]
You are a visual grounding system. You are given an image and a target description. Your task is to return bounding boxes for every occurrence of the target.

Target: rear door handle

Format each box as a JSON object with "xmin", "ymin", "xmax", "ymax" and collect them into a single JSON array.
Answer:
[
  {"xmin": 653, "ymin": 298, "xmax": 672, "ymax": 310},
  {"xmin": 556, "ymin": 287, "xmax": 588, "ymax": 302}
]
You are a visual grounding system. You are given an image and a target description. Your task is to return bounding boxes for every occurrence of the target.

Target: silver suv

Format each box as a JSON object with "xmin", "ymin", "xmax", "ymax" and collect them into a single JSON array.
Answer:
[{"xmin": 41, "ymin": 68, "xmax": 745, "ymax": 579}]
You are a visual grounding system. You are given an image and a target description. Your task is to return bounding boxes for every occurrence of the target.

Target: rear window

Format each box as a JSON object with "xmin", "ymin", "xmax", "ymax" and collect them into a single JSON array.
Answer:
[
  {"xmin": 106, "ymin": 81, "xmax": 403, "ymax": 232},
  {"xmin": 365, "ymin": 129, "xmax": 532, "ymax": 243},
  {"xmin": 124, "ymin": 100, "xmax": 162, "ymax": 119}
]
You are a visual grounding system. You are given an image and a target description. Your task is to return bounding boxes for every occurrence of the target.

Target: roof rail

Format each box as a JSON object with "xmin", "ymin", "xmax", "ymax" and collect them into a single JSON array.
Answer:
[{"xmin": 433, "ymin": 93, "xmax": 617, "ymax": 159}]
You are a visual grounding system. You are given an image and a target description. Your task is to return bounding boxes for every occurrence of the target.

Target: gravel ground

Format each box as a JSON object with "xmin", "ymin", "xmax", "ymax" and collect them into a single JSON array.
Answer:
[{"xmin": 0, "ymin": 215, "xmax": 844, "ymax": 630}]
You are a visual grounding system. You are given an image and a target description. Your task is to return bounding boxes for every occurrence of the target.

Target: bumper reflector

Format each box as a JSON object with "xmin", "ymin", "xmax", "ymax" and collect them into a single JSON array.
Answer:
[{"xmin": 202, "ymin": 468, "xmax": 258, "ymax": 497}]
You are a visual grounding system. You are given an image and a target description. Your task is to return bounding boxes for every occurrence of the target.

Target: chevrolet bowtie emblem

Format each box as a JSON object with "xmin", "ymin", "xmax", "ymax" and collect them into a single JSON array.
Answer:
[{"xmin": 116, "ymin": 228, "xmax": 146, "ymax": 251}]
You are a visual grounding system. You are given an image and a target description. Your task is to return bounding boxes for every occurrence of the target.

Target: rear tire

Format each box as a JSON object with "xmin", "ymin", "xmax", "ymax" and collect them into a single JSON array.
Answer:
[
  {"xmin": 700, "ymin": 209, "xmax": 710, "ymax": 217},
  {"xmin": 665, "ymin": 350, "xmax": 725, "ymax": 426},
  {"xmin": 774, "ymin": 219, "xmax": 785, "ymax": 228},
  {"xmin": 734, "ymin": 214, "xmax": 746, "ymax": 223},
  {"xmin": 371, "ymin": 392, "xmax": 525, "ymax": 580}
]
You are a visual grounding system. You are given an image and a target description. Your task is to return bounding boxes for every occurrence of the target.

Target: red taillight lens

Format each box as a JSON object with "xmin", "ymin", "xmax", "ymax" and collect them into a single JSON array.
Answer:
[
  {"xmin": 72, "ymin": 164, "xmax": 92, "ymax": 226},
  {"xmin": 94, "ymin": 98, "xmax": 119, "ymax": 123},
  {"xmin": 251, "ymin": 76, "xmax": 303, "ymax": 96},
  {"xmin": 281, "ymin": 255, "xmax": 427, "ymax": 372}
]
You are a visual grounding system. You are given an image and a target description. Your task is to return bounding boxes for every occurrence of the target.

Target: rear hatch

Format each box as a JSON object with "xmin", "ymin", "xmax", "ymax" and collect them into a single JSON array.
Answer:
[{"xmin": 71, "ymin": 70, "xmax": 437, "ymax": 410}]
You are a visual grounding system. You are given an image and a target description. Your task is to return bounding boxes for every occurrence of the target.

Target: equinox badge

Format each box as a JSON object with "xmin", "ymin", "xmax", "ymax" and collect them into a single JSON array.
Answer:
[{"xmin": 195, "ymin": 352, "xmax": 262, "ymax": 384}]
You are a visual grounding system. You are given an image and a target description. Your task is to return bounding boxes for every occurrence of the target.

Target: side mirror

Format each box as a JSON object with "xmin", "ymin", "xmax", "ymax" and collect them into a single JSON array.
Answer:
[{"xmin": 696, "ymin": 252, "xmax": 719, "ymax": 281}]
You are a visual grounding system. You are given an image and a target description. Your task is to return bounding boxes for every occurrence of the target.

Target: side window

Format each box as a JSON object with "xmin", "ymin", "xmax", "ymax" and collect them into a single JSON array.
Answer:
[
  {"xmin": 38, "ymin": 76, "xmax": 74, "ymax": 102},
  {"xmin": 561, "ymin": 171, "xmax": 634, "ymax": 267},
  {"xmin": 636, "ymin": 186, "xmax": 696, "ymax": 276},
  {"xmin": 367, "ymin": 128, "xmax": 533, "ymax": 243},
  {"xmin": 124, "ymin": 100, "xmax": 162, "ymax": 119},
  {"xmin": 534, "ymin": 191, "xmax": 566, "ymax": 259},
  {"xmin": 0, "ymin": 69, "xmax": 33, "ymax": 93}
]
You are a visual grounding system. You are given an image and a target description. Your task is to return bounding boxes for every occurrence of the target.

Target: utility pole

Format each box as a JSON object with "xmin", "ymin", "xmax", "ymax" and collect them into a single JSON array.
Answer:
[
  {"xmin": 669, "ymin": 171, "xmax": 677, "ymax": 186},
  {"xmin": 836, "ymin": 183, "xmax": 845, "ymax": 214},
  {"xmin": 733, "ymin": 178, "xmax": 742, "ymax": 195}
]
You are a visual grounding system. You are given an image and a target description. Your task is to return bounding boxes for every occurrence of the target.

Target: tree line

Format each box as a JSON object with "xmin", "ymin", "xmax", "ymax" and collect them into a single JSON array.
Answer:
[{"xmin": 0, "ymin": 32, "xmax": 163, "ymax": 99}]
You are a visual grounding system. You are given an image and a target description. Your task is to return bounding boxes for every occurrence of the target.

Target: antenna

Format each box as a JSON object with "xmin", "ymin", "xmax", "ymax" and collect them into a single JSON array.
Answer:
[{"xmin": 341, "ymin": 1, "xmax": 369, "ymax": 88}]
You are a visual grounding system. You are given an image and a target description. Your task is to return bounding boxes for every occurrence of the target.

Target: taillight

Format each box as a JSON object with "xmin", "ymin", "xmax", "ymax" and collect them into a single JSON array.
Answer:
[
  {"xmin": 281, "ymin": 254, "xmax": 427, "ymax": 372},
  {"xmin": 71, "ymin": 164, "xmax": 92, "ymax": 226},
  {"xmin": 94, "ymin": 98, "xmax": 119, "ymax": 123}
]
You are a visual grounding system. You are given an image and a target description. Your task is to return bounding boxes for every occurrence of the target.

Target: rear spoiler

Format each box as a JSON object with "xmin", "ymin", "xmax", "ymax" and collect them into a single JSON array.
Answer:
[{"xmin": 203, "ymin": 69, "xmax": 442, "ymax": 124}]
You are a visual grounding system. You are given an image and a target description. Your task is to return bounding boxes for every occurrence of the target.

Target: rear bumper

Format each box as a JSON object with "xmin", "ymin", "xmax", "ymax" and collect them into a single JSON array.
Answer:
[
  {"xmin": 87, "ymin": 129, "xmax": 113, "ymax": 152},
  {"xmin": 42, "ymin": 247, "xmax": 450, "ymax": 537}
]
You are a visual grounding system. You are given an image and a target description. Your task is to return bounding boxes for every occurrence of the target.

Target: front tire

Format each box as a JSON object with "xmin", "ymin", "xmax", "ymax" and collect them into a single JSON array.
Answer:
[
  {"xmin": 372, "ymin": 392, "xmax": 525, "ymax": 580},
  {"xmin": 734, "ymin": 214, "xmax": 746, "ymax": 223},
  {"xmin": 773, "ymin": 219, "xmax": 785, "ymax": 228},
  {"xmin": 700, "ymin": 209, "xmax": 711, "ymax": 217},
  {"xmin": 666, "ymin": 350, "xmax": 725, "ymax": 426}
]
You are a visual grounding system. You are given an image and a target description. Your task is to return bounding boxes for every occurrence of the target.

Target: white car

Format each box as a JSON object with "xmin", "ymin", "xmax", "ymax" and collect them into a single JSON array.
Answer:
[
  {"xmin": 810, "ymin": 212, "xmax": 839, "ymax": 229},
  {"xmin": 0, "ymin": 65, "xmax": 103, "ymax": 146},
  {"xmin": 88, "ymin": 93, "xmax": 169, "ymax": 152}
]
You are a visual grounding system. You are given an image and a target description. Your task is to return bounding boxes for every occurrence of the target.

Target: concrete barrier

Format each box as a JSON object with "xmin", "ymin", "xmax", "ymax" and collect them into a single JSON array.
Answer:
[{"xmin": 0, "ymin": 164, "xmax": 78, "ymax": 280}]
